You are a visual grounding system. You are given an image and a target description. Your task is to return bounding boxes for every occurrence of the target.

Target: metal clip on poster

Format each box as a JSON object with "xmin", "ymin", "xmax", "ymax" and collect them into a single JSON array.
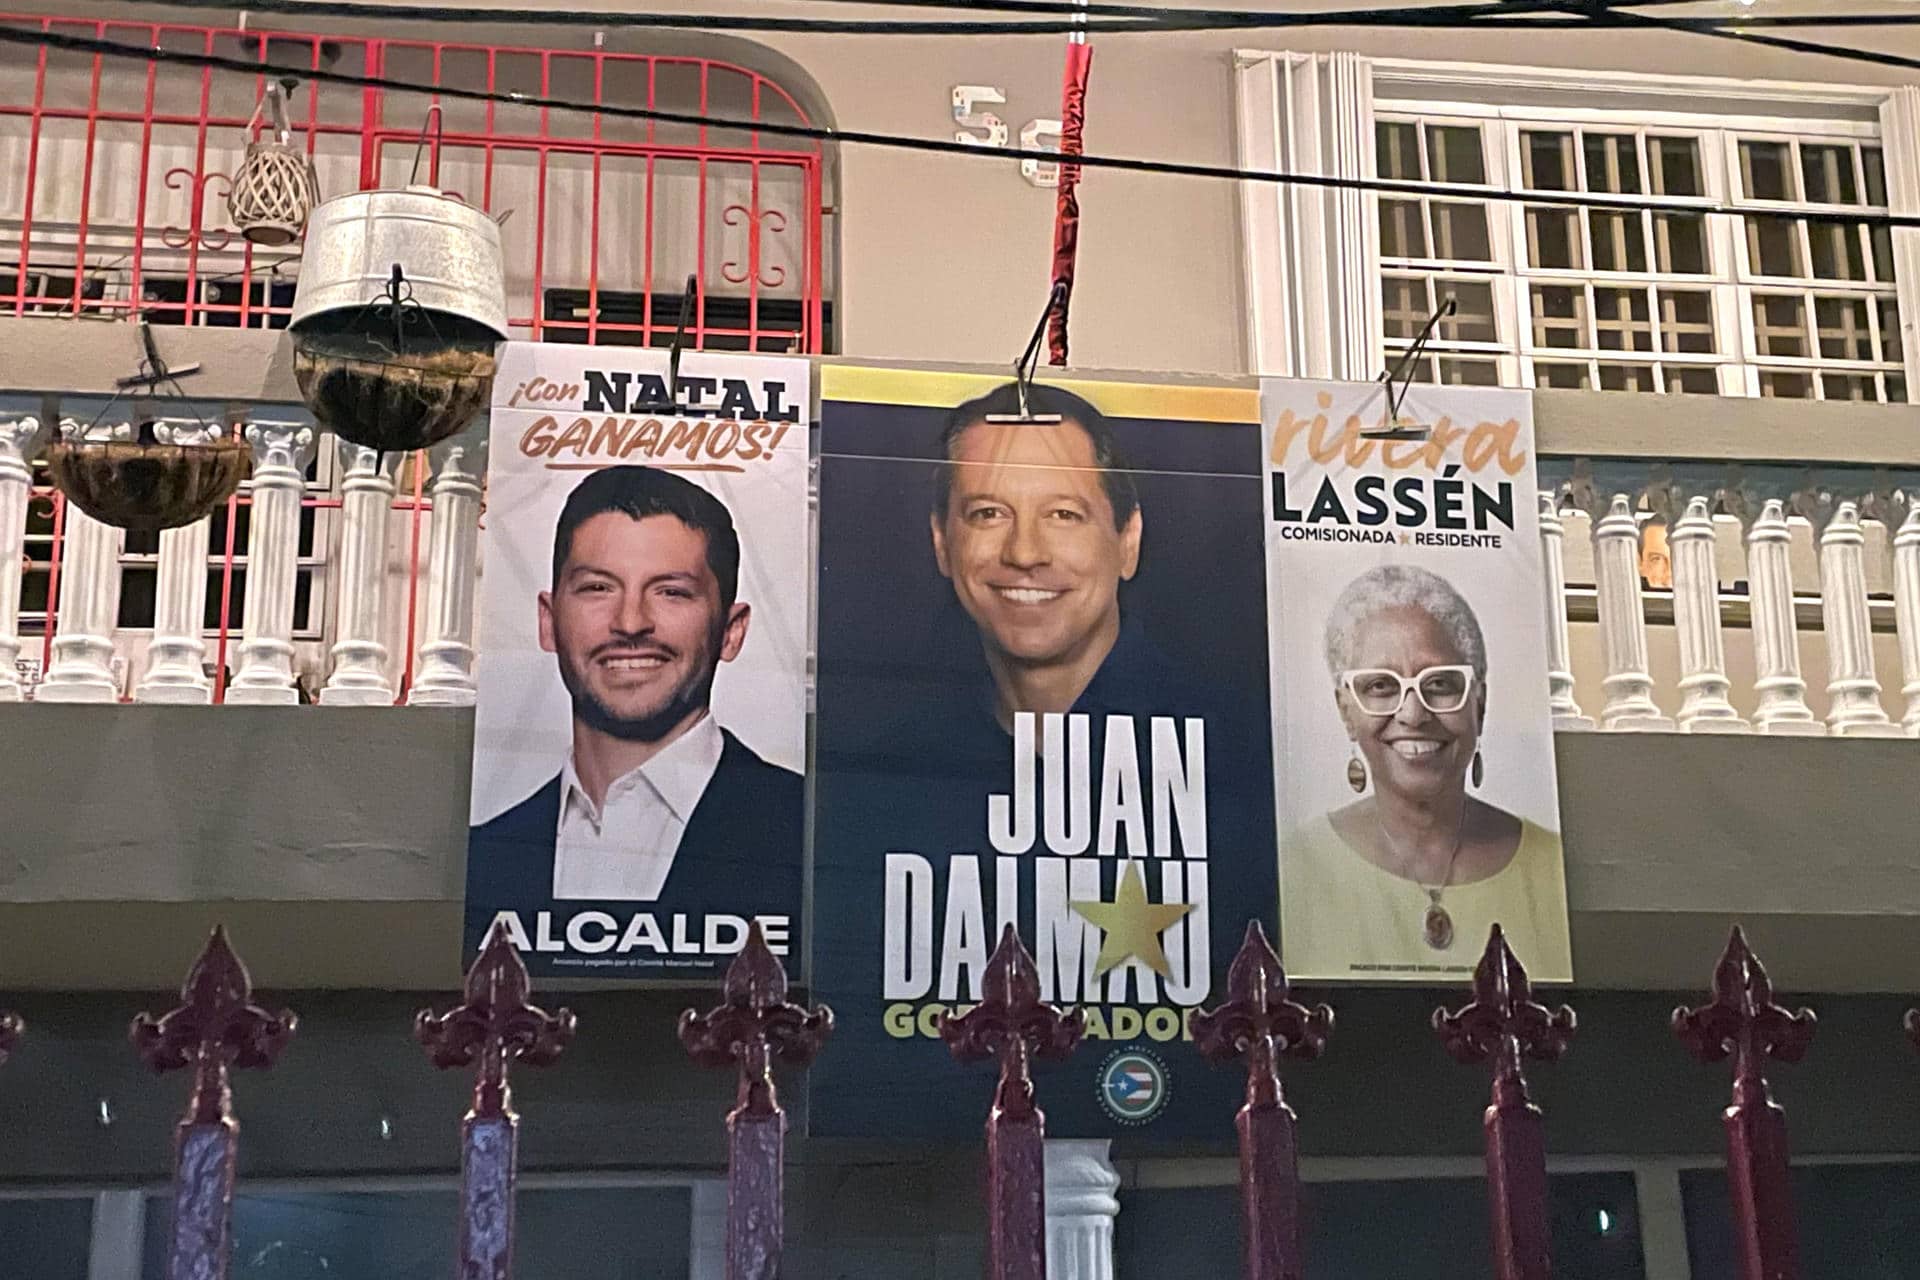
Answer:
[
  {"xmin": 637, "ymin": 274, "xmax": 701, "ymax": 416},
  {"xmin": 1367, "ymin": 295, "xmax": 1458, "ymax": 441},
  {"xmin": 987, "ymin": 281, "xmax": 1069, "ymax": 426}
]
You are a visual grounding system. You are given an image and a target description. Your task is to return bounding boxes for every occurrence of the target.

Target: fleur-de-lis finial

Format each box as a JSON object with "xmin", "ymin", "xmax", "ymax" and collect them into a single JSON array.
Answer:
[
  {"xmin": 417, "ymin": 921, "xmax": 575, "ymax": 1118},
  {"xmin": 0, "ymin": 1009, "xmax": 20, "ymax": 1068},
  {"xmin": 940, "ymin": 925, "xmax": 1084, "ymax": 1118},
  {"xmin": 1673, "ymin": 926, "xmax": 1815, "ymax": 1102},
  {"xmin": 1192, "ymin": 921, "xmax": 1333, "ymax": 1103},
  {"xmin": 130, "ymin": 926, "xmax": 297, "ymax": 1125},
  {"xmin": 679, "ymin": 921, "xmax": 833, "ymax": 1116},
  {"xmin": 1433, "ymin": 925, "xmax": 1575, "ymax": 1104}
]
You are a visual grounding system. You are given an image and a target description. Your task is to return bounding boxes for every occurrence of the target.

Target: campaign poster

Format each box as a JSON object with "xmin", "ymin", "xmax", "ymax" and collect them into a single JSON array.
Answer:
[
  {"xmin": 1265, "ymin": 379, "xmax": 1571, "ymax": 983},
  {"xmin": 809, "ymin": 367, "xmax": 1276, "ymax": 1139},
  {"xmin": 463, "ymin": 343, "xmax": 808, "ymax": 979}
]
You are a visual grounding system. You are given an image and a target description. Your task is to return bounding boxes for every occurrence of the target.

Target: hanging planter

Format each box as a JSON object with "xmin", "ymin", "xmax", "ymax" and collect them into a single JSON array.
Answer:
[
  {"xmin": 227, "ymin": 79, "xmax": 319, "ymax": 248},
  {"xmin": 48, "ymin": 418, "xmax": 248, "ymax": 532},
  {"xmin": 289, "ymin": 110, "xmax": 507, "ymax": 454}
]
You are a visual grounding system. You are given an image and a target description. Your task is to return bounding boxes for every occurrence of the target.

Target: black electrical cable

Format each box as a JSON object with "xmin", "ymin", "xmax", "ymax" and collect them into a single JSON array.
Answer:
[
  {"xmin": 1589, "ymin": 8, "xmax": 1920, "ymax": 72},
  {"xmin": 7, "ymin": 22, "xmax": 1918, "ymax": 229}
]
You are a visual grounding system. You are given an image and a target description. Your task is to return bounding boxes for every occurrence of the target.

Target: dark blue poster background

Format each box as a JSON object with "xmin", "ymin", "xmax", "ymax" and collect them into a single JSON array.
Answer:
[{"xmin": 807, "ymin": 377, "xmax": 1278, "ymax": 1141}]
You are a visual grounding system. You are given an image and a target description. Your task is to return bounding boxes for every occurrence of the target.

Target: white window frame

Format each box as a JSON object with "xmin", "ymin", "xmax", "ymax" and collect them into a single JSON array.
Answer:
[{"xmin": 1234, "ymin": 52, "xmax": 1920, "ymax": 396}]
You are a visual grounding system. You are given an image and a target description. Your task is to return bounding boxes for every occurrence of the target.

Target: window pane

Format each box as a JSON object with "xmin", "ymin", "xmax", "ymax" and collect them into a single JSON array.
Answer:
[
  {"xmin": 0, "ymin": 1198, "xmax": 91, "ymax": 1280},
  {"xmin": 1535, "ymin": 361, "xmax": 1591, "ymax": 389},
  {"xmin": 1649, "ymin": 135, "xmax": 1703, "ymax": 197},
  {"xmin": 1871, "ymin": 225, "xmax": 1893, "ymax": 282},
  {"xmin": 1532, "ymin": 284, "xmax": 1589, "ymax": 349},
  {"xmin": 1800, "ymin": 144, "xmax": 1860, "ymax": 205},
  {"xmin": 1401, "ymin": 355, "xmax": 1442, "ymax": 384},
  {"xmin": 1746, "ymin": 216, "xmax": 1805, "ymax": 276},
  {"xmin": 1382, "ymin": 276, "xmax": 1431, "ymax": 339},
  {"xmin": 1377, "ymin": 121, "xmax": 1421, "ymax": 180},
  {"xmin": 1590, "ymin": 211, "xmax": 1648, "ymax": 273},
  {"xmin": 1864, "ymin": 145, "xmax": 1889, "ymax": 206},
  {"xmin": 1425, "ymin": 124, "xmax": 1485, "ymax": 184},
  {"xmin": 1660, "ymin": 290, "xmax": 1717, "ymax": 354},
  {"xmin": 1821, "ymin": 372, "xmax": 1878, "ymax": 401},
  {"xmin": 1669, "ymin": 367, "xmax": 1720, "ymax": 394},
  {"xmin": 1527, "ymin": 207, "xmax": 1584, "ymax": 268},
  {"xmin": 1753, "ymin": 295, "xmax": 1809, "ymax": 357},
  {"xmin": 1889, "ymin": 374, "xmax": 1907, "ymax": 402},
  {"xmin": 1436, "ymin": 357, "xmax": 1500, "ymax": 385},
  {"xmin": 1741, "ymin": 139, "xmax": 1795, "ymax": 201},
  {"xmin": 1594, "ymin": 288, "xmax": 1654, "ymax": 352},
  {"xmin": 1808, "ymin": 221, "xmax": 1866, "ymax": 281},
  {"xmin": 1582, "ymin": 133, "xmax": 1643, "ymax": 194},
  {"xmin": 1815, "ymin": 296, "xmax": 1874, "ymax": 360},
  {"xmin": 1598, "ymin": 363, "xmax": 1660, "ymax": 391},
  {"xmin": 1437, "ymin": 280, "xmax": 1499, "ymax": 343},
  {"xmin": 1759, "ymin": 369, "xmax": 1815, "ymax": 397},
  {"xmin": 1430, "ymin": 201, "xmax": 1493, "ymax": 261},
  {"xmin": 118, "ymin": 566, "xmax": 158, "ymax": 628},
  {"xmin": 1523, "ymin": 130, "xmax": 1577, "ymax": 190},
  {"xmin": 1380, "ymin": 199, "xmax": 1429, "ymax": 258},
  {"xmin": 1654, "ymin": 214, "xmax": 1708, "ymax": 274},
  {"xmin": 1880, "ymin": 298, "xmax": 1904, "ymax": 363}
]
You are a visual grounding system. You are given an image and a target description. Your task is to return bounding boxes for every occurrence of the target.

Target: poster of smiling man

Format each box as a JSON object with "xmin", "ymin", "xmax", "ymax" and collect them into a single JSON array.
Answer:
[
  {"xmin": 1264, "ymin": 379, "xmax": 1571, "ymax": 984},
  {"xmin": 809, "ymin": 367, "xmax": 1276, "ymax": 1139},
  {"xmin": 463, "ymin": 343, "xmax": 808, "ymax": 980}
]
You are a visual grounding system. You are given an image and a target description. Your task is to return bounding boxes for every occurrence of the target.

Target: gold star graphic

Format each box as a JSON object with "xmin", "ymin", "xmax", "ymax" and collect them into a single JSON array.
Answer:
[{"xmin": 1071, "ymin": 862, "xmax": 1196, "ymax": 978}]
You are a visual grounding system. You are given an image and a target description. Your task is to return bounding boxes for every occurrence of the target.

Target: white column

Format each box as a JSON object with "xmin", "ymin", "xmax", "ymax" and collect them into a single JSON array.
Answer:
[
  {"xmin": 1538, "ymin": 491, "xmax": 1593, "ymax": 730},
  {"xmin": 225, "ymin": 420, "xmax": 315, "ymax": 706},
  {"xmin": 1895, "ymin": 500, "xmax": 1920, "ymax": 736},
  {"xmin": 1044, "ymin": 1139, "xmax": 1119, "ymax": 1280},
  {"xmin": 1633, "ymin": 1164, "xmax": 1695, "ymax": 1280},
  {"xmin": 686, "ymin": 1178, "xmax": 725, "ymax": 1280},
  {"xmin": 133, "ymin": 421, "xmax": 221, "ymax": 705},
  {"xmin": 319, "ymin": 441, "xmax": 397, "ymax": 706},
  {"xmin": 1589, "ymin": 494, "xmax": 1673, "ymax": 731},
  {"xmin": 407, "ymin": 434, "xmax": 487, "ymax": 706},
  {"xmin": 1740, "ymin": 498, "xmax": 1825, "ymax": 736},
  {"xmin": 1817, "ymin": 501, "xmax": 1903, "ymax": 737},
  {"xmin": 0, "ymin": 414, "xmax": 47, "ymax": 703},
  {"xmin": 1669, "ymin": 495, "xmax": 1748, "ymax": 733},
  {"xmin": 87, "ymin": 1190, "xmax": 147, "ymax": 1280},
  {"xmin": 37, "ymin": 421, "xmax": 127, "ymax": 703},
  {"xmin": 1878, "ymin": 87, "xmax": 1920, "ymax": 395}
]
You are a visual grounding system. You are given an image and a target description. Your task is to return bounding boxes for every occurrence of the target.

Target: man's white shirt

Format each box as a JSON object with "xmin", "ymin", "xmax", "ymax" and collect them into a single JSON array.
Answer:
[{"xmin": 552, "ymin": 713, "xmax": 725, "ymax": 901}]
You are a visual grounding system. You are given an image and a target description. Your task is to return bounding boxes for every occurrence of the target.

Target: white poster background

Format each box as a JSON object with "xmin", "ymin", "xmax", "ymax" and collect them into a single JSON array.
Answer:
[
  {"xmin": 1262, "ymin": 379, "xmax": 1568, "ymax": 981},
  {"xmin": 469, "ymin": 344, "xmax": 809, "ymax": 825}
]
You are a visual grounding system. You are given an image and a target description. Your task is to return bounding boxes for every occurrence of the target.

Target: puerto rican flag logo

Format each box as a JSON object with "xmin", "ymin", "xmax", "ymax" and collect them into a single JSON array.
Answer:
[{"xmin": 1098, "ymin": 1051, "xmax": 1169, "ymax": 1124}]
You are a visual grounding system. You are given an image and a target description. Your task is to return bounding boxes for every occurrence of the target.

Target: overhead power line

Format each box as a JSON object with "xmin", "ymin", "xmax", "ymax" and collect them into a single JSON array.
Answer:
[{"xmin": 5, "ymin": 23, "xmax": 1916, "ymax": 231}]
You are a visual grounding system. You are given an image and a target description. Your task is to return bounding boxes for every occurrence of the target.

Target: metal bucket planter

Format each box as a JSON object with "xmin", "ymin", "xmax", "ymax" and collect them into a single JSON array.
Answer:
[
  {"xmin": 227, "ymin": 81, "xmax": 319, "ymax": 247},
  {"xmin": 47, "ymin": 420, "xmax": 249, "ymax": 532},
  {"xmin": 289, "ymin": 182, "xmax": 507, "ymax": 453}
]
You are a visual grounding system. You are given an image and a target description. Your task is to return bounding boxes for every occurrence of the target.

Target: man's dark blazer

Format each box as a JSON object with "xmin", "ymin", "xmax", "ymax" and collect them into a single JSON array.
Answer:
[{"xmin": 464, "ymin": 729, "xmax": 803, "ymax": 943}]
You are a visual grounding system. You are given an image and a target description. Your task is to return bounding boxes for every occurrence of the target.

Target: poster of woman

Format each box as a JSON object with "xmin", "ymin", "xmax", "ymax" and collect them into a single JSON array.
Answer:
[{"xmin": 1263, "ymin": 380, "xmax": 1572, "ymax": 983}]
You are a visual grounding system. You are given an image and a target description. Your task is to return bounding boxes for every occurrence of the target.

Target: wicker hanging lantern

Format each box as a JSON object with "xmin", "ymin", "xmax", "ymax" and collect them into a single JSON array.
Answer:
[
  {"xmin": 288, "ymin": 111, "xmax": 506, "ymax": 455},
  {"xmin": 228, "ymin": 80, "xmax": 319, "ymax": 248}
]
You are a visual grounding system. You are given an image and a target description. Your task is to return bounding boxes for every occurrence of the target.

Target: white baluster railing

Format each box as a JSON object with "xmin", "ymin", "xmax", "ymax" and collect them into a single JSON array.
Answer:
[
  {"xmin": 407, "ymin": 434, "xmax": 486, "ymax": 707},
  {"xmin": 0, "ymin": 414, "xmax": 46, "ymax": 703},
  {"xmin": 1537, "ymin": 491, "xmax": 1593, "ymax": 730},
  {"xmin": 1588, "ymin": 493, "xmax": 1673, "ymax": 731},
  {"xmin": 1895, "ymin": 500, "xmax": 1920, "ymax": 737},
  {"xmin": 1669, "ymin": 495, "xmax": 1749, "ymax": 733},
  {"xmin": 318, "ymin": 442, "xmax": 397, "ymax": 706},
  {"xmin": 1740, "ymin": 498, "xmax": 1825, "ymax": 736},
  {"xmin": 35, "ymin": 421, "xmax": 127, "ymax": 704},
  {"xmin": 224, "ymin": 420, "xmax": 316, "ymax": 706},
  {"xmin": 1817, "ymin": 501, "xmax": 1904, "ymax": 737},
  {"xmin": 133, "ymin": 420, "xmax": 223, "ymax": 705}
]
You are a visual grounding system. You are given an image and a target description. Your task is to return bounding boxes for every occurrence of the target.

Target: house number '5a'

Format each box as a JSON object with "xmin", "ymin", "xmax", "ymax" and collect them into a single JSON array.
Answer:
[{"xmin": 952, "ymin": 86, "xmax": 1063, "ymax": 189}]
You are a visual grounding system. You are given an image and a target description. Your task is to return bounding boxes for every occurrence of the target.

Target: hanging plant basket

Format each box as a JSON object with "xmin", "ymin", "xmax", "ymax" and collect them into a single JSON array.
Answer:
[
  {"xmin": 292, "ymin": 331, "xmax": 498, "ymax": 454},
  {"xmin": 47, "ymin": 421, "xmax": 249, "ymax": 532},
  {"xmin": 228, "ymin": 80, "xmax": 319, "ymax": 247}
]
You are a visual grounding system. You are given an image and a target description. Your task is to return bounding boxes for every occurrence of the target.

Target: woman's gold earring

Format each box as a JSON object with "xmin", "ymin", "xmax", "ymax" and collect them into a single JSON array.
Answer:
[
  {"xmin": 1347, "ymin": 747, "xmax": 1368, "ymax": 793},
  {"xmin": 1471, "ymin": 750, "xmax": 1484, "ymax": 788}
]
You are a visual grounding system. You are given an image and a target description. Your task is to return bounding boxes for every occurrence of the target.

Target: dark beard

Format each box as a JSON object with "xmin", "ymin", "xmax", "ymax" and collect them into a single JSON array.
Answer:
[{"xmin": 555, "ymin": 621, "xmax": 724, "ymax": 742}]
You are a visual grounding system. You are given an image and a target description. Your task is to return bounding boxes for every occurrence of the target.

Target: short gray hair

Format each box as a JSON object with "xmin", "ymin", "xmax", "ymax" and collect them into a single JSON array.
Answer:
[{"xmin": 1322, "ymin": 564, "xmax": 1487, "ymax": 681}]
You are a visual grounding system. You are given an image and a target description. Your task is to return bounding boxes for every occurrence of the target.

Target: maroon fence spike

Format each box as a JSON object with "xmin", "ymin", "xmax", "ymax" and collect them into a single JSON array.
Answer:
[
  {"xmin": 1672, "ymin": 925, "xmax": 1816, "ymax": 1280},
  {"xmin": 1433, "ymin": 925, "xmax": 1576, "ymax": 1280},
  {"xmin": 1905, "ymin": 1007, "xmax": 1920, "ymax": 1053},
  {"xmin": 680, "ymin": 920, "xmax": 833, "ymax": 1280},
  {"xmin": 0, "ymin": 1008, "xmax": 20, "ymax": 1068},
  {"xmin": 1191, "ymin": 920, "xmax": 1333, "ymax": 1280},
  {"xmin": 131, "ymin": 926, "xmax": 297, "ymax": 1280},
  {"xmin": 941, "ymin": 924, "xmax": 1085, "ymax": 1280},
  {"xmin": 417, "ymin": 920, "xmax": 576, "ymax": 1280}
]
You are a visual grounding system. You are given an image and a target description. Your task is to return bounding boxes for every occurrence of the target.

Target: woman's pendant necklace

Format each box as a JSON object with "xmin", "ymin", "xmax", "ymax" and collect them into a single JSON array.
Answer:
[{"xmin": 1380, "ymin": 805, "xmax": 1469, "ymax": 952}]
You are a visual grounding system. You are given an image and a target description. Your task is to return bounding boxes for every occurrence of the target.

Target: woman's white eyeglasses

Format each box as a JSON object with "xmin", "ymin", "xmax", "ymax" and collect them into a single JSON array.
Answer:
[{"xmin": 1338, "ymin": 666, "xmax": 1476, "ymax": 716}]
